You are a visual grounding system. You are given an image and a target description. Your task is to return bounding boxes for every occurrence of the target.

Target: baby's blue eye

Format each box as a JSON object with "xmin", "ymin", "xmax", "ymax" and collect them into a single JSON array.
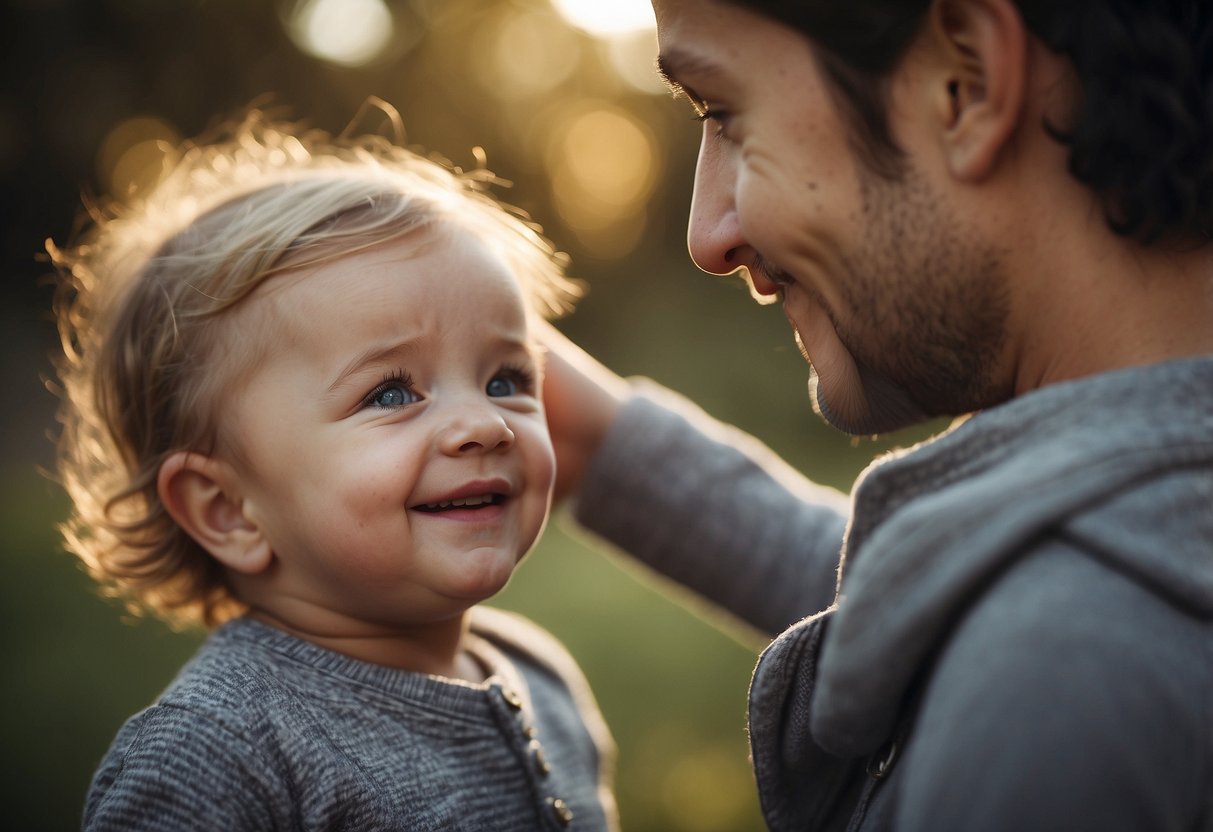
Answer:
[
  {"xmin": 368, "ymin": 381, "xmax": 418, "ymax": 408},
  {"xmin": 375, "ymin": 386, "xmax": 408, "ymax": 406},
  {"xmin": 486, "ymin": 376, "xmax": 518, "ymax": 398}
]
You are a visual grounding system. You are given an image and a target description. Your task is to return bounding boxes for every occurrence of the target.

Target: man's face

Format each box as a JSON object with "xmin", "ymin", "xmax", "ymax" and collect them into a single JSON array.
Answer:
[{"xmin": 653, "ymin": 0, "xmax": 1013, "ymax": 434}]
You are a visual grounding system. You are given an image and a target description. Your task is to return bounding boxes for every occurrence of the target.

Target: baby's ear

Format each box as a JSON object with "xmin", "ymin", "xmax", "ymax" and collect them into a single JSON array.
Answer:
[{"xmin": 157, "ymin": 451, "xmax": 273, "ymax": 574}]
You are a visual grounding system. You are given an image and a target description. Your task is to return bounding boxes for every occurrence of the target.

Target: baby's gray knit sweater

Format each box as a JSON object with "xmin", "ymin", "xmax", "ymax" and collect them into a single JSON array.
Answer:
[{"xmin": 84, "ymin": 607, "xmax": 617, "ymax": 831}]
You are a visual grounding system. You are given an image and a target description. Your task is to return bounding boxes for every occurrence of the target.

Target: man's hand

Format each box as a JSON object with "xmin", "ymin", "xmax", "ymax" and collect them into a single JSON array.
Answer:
[{"xmin": 537, "ymin": 320, "xmax": 629, "ymax": 504}]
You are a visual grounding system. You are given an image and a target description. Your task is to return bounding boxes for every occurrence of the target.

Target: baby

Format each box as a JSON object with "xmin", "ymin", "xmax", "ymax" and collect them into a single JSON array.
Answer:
[{"xmin": 52, "ymin": 109, "xmax": 617, "ymax": 831}]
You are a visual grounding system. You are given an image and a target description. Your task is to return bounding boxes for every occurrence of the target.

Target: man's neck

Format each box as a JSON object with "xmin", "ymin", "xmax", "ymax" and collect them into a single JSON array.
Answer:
[{"xmin": 1010, "ymin": 223, "xmax": 1213, "ymax": 395}]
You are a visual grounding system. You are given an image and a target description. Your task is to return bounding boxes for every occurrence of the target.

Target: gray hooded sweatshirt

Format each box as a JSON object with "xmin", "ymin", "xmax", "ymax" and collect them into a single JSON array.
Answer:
[{"xmin": 575, "ymin": 357, "xmax": 1213, "ymax": 831}]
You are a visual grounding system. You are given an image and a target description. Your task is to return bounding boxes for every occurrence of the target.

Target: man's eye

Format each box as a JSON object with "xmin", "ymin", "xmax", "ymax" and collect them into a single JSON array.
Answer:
[{"xmin": 695, "ymin": 105, "xmax": 733, "ymax": 134}]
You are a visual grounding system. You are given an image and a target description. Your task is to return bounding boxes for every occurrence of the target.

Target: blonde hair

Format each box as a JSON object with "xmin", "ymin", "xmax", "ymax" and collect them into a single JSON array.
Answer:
[{"xmin": 51, "ymin": 106, "xmax": 579, "ymax": 628}]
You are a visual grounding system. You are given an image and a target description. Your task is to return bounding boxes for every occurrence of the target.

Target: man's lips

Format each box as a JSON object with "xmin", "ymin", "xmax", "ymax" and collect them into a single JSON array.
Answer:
[{"xmin": 746, "ymin": 253, "xmax": 795, "ymax": 297}]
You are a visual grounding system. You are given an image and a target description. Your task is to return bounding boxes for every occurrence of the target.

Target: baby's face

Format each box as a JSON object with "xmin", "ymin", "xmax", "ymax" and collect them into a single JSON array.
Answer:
[{"xmin": 223, "ymin": 225, "xmax": 555, "ymax": 633}]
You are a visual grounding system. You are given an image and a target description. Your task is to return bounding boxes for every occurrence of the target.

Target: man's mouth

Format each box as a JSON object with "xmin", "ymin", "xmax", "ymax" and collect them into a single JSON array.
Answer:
[
  {"xmin": 752, "ymin": 253, "xmax": 795, "ymax": 287},
  {"xmin": 414, "ymin": 493, "xmax": 506, "ymax": 513},
  {"xmin": 741, "ymin": 252, "xmax": 795, "ymax": 302}
]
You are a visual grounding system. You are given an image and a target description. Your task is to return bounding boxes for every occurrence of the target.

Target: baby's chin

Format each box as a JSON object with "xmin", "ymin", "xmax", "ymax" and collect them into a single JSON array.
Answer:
[{"xmin": 809, "ymin": 362, "xmax": 931, "ymax": 436}]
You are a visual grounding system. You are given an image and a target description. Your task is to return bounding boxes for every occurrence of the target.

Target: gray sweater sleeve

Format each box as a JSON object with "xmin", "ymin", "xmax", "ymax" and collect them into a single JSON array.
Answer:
[
  {"xmin": 572, "ymin": 384, "xmax": 849, "ymax": 638},
  {"xmin": 85, "ymin": 705, "xmax": 283, "ymax": 831}
]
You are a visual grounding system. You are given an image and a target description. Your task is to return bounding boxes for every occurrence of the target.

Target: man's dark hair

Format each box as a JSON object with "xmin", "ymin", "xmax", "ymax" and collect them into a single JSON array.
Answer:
[{"xmin": 735, "ymin": 0, "xmax": 1213, "ymax": 244}]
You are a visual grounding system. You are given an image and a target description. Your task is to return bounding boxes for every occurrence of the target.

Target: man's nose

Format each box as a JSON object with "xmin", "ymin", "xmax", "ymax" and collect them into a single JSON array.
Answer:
[{"xmin": 687, "ymin": 131, "xmax": 747, "ymax": 277}]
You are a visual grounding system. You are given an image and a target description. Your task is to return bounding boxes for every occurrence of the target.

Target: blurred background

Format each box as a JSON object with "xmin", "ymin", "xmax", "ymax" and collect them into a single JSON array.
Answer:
[{"xmin": 1, "ymin": 0, "xmax": 938, "ymax": 828}]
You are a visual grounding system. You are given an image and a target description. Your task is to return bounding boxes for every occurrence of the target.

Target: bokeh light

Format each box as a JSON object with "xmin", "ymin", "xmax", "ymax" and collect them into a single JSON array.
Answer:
[
  {"xmin": 286, "ymin": 0, "xmax": 395, "ymax": 67},
  {"xmin": 97, "ymin": 116, "xmax": 181, "ymax": 199},
  {"xmin": 660, "ymin": 743, "xmax": 757, "ymax": 831},
  {"xmin": 472, "ymin": 5, "xmax": 581, "ymax": 100},
  {"xmin": 606, "ymin": 30, "xmax": 666, "ymax": 95},
  {"xmin": 546, "ymin": 104, "xmax": 657, "ymax": 255},
  {"xmin": 549, "ymin": 0, "xmax": 655, "ymax": 38}
]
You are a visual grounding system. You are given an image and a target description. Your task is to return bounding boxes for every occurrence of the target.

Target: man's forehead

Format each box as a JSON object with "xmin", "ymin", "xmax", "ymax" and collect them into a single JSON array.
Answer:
[
  {"xmin": 652, "ymin": 0, "xmax": 743, "ymax": 88},
  {"xmin": 656, "ymin": 46, "xmax": 727, "ymax": 92}
]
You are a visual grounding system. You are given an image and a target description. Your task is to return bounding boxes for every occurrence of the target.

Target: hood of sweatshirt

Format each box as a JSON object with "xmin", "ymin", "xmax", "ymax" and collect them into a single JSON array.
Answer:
[
  {"xmin": 814, "ymin": 355, "xmax": 1213, "ymax": 756},
  {"xmin": 750, "ymin": 356, "xmax": 1213, "ymax": 800}
]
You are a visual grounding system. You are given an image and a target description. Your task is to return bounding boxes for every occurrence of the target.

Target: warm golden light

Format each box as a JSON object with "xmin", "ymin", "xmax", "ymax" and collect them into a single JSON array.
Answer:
[
  {"xmin": 607, "ymin": 31, "xmax": 666, "ymax": 95},
  {"xmin": 97, "ymin": 116, "xmax": 181, "ymax": 199},
  {"xmin": 555, "ymin": 107, "xmax": 655, "ymax": 207},
  {"xmin": 546, "ymin": 104, "xmax": 657, "ymax": 256},
  {"xmin": 660, "ymin": 744, "xmax": 755, "ymax": 832},
  {"xmin": 287, "ymin": 0, "xmax": 395, "ymax": 67},
  {"xmin": 473, "ymin": 7, "xmax": 580, "ymax": 100},
  {"xmin": 549, "ymin": 0, "xmax": 655, "ymax": 38}
]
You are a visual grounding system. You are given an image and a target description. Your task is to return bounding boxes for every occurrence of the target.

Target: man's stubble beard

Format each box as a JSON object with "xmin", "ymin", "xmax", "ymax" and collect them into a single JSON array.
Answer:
[{"xmin": 808, "ymin": 162, "xmax": 1014, "ymax": 435}]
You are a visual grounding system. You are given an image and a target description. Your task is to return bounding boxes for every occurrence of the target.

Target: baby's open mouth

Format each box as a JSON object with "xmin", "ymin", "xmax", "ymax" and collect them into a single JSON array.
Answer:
[{"xmin": 415, "ymin": 494, "xmax": 505, "ymax": 513}]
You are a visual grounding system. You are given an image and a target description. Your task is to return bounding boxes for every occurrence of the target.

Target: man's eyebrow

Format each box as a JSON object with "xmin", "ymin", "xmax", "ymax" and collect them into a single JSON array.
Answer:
[
  {"xmin": 655, "ymin": 48, "xmax": 724, "ymax": 95},
  {"xmin": 655, "ymin": 53, "xmax": 682, "ymax": 92}
]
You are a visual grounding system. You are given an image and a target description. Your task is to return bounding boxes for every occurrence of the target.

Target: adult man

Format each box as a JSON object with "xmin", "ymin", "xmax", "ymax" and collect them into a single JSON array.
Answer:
[{"xmin": 544, "ymin": 0, "xmax": 1213, "ymax": 829}]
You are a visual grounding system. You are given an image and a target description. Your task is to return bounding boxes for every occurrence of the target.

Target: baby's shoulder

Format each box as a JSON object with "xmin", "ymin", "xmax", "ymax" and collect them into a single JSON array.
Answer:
[
  {"xmin": 89, "ymin": 630, "xmax": 315, "ymax": 795},
  {"xmin": 138, "ymin": 620, "xmax": 331, "ymax": 744},
  {"xmin": 85, "ymin": 681, "xmax": 287, "ymax": 830},
  {"xmin": 469, "ymin": 606, "xmax": 584, "ymax": 680}
]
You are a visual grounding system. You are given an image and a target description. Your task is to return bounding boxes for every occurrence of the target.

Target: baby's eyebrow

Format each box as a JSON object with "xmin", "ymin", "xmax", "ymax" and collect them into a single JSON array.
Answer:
[
  {"xmin": 487, "ymin": 337, "xmax": 541, "ymax": 373},
  {"xmin": 327, "ymin": 340, "xmax": 419, "ymax": 394}
]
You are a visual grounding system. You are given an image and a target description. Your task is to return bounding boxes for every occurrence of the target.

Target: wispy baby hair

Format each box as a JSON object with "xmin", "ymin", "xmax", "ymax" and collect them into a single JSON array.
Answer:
[{"xmin": 51, "ymin": 103, "xmax": 579, "ymax": 628}]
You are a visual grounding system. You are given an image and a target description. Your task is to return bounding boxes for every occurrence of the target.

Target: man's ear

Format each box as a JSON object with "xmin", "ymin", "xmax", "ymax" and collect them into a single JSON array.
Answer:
[
  {"xmin": 928, "ymin": 0, "xmax": 1027, "ymax": 180},
  {"xmin": 157, "ymin": 451, "xmax": 273, "ymax": 575}
]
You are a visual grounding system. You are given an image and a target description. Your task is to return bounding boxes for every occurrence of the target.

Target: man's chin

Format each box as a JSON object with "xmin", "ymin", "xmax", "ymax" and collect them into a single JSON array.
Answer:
[{"xmin": 809, "ymin": 365, "xmax": 931, "ymax": 436}]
